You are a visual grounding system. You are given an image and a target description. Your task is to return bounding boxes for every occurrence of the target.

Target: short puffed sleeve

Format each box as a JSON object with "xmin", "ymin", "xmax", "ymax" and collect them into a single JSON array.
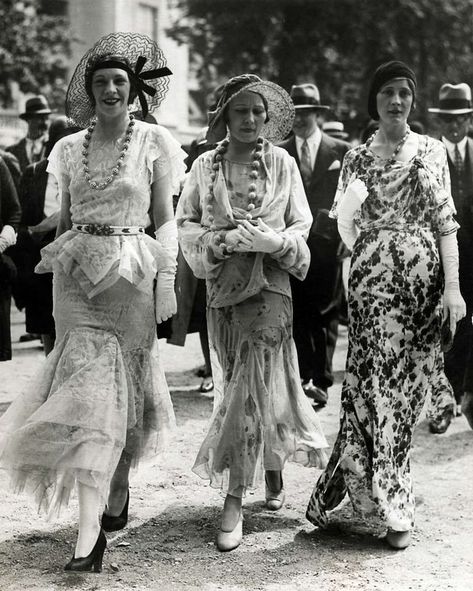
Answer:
[
  {"xmin": 46, "ymin": 136, "xmax": 71, "ymax": 196},
  {"xmin": 146, "ymin": 125, "xmax": 187, "ymax": 195}
]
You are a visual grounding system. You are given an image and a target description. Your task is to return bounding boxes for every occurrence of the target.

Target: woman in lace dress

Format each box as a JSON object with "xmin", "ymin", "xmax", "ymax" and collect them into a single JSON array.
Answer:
[
  {"xmin": 177, "ymin": 74, "xmax": 328, "ymax": 552},
  {"xmin": 0, "ymin": 33, "xmax": 186, "ymax": 571},
  {"xmin": 306, "ymin": 61, "xmax": 466, "ymax": 549}
]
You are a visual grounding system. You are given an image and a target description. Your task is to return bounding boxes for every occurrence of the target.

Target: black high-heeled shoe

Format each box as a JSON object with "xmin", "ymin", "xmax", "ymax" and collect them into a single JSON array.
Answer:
[
  {"xmin": 101, "ymin": 490, "xmax": 129, "ymax": 532},
  {"xmin": 64, "ymin": 529, "xmax": 107, "ymax": 573}
]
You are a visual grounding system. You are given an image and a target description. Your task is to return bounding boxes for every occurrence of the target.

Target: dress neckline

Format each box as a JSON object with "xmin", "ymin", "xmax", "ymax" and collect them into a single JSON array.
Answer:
[{"xmin": 365, "ymin": 131, "xmax": 422, "ymax": 165}]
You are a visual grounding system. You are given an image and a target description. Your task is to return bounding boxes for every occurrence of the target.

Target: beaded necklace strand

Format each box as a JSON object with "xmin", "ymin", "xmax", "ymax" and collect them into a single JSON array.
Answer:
[
  {"xmin": 82, "ymin": 114, "xmax": 135, "ymax": 190},
  {"xmin": 367, "ymin": 124, "xmax": 410, "ymax": 168}
]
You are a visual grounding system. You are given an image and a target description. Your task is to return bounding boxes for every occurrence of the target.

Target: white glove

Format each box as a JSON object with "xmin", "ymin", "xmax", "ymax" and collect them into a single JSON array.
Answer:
[
  {"xmin": 154, "ymin": 220, "xmax": 178, "ymax": 324},
  {"xmin": 0, "ymin": 225, "xmax": 16, "ymax": 253},
  {"xmin": 234, "ymin": 218, "xmax": 284, "ymax": 253},
  {"xmin": 337, "ymin": 179, "xmax": 368, "ymax": 250},
  {"xmin": 439, "ymin": 231, "xmax": 466, "ymax": 334}
]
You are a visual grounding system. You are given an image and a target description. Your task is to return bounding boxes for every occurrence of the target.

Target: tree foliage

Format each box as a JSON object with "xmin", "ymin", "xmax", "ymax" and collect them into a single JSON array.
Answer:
[
  {"xmin": 0, "ymin": 0, "xmax": 71, "ymax": 108},
  {"xmin": 169, "ymin": 0, "xmax": 473, "ymax": 132}
]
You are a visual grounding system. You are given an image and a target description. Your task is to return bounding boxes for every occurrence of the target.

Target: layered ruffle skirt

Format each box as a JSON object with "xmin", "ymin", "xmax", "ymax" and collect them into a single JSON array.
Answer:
[{"xmin": 0, "ymin": 254, "xmax": 175, "ymax": 516}]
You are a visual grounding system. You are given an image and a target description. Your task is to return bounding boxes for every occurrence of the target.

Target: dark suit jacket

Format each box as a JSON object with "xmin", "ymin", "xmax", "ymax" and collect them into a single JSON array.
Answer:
[
  {"xmin": 446, "ymin": 136, "xmax": 473, "ymax": 307},
  {"xmin": 0, "ymin": 149, "xmax": 21, "ymax": 191},
  {"xmin": 279, "ymin": 132, "xmax": 350, "ymax": 241},
  {"xmin": 6, "ymin": 137, "xmax": 47, "ymax": 174}
]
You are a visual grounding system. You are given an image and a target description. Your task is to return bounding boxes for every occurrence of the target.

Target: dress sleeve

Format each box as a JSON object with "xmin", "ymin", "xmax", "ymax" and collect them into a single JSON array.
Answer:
[
  {"xmin": 176, "ymin": 158, "xmax": 227, "ymax": 279},
  {"xmin": 270, "ymin": 156, "xmax": 312, "ymax": 280},
  {"xmin": 329, "ymin": 148, "xmax": 357, "ymax": 220},
  {"xmin": 147, "ymin": 125, "xmax": 187, "ymax": 195},
  {"xmin": 429, "ymin": 140, "xmax": 459, "ymax": 237},
  {"xmin": 46, "ymin": 137, "xmax": 71, "ymax": 197}
]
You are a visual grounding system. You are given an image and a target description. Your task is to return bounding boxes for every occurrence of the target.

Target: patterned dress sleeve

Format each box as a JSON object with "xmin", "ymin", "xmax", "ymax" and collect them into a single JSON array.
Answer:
[
  {"xmin": 329, "ymin": 148, "xmax": 357, "ymax": 220},
  {"xmin": 428, "ymin": 139, "xmax": 459, "ymax": 237},
  {"xmin": 176, "ymin": 158, "xmax": 226, "ymax": 279},
  {"xmin": 270, "ymin": 156, "xmax": 312, "ymax": 280}
]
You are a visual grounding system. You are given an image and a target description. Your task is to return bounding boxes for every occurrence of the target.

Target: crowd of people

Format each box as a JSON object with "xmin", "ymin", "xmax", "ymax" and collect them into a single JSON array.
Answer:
[{"xmin": 0, "ymin": 31, "xmax": 472, "ymax": 572}]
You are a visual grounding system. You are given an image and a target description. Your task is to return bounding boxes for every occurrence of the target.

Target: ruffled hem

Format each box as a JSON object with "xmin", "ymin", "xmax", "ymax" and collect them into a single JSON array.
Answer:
[
  {"xmin": 0, "ymin": 326, "xmax": 175, "ymax": 516},
  {"xmin": 35, "ymin": 231, "xmax": 175, "ymax": 298}
]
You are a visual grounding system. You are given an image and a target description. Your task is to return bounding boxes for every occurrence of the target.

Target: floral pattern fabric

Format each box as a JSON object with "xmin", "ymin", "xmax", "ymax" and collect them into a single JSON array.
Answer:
[
  {"xmin": 0, "ymin": 121, "xmax": 186, "ymax": 515},
  {"xmin": 178, "ymin": 143, "xmax": 328, "ymax": 498},
  {"xmin": 306, "ymin": 134, "xmax": 458, "ymax": 532}
]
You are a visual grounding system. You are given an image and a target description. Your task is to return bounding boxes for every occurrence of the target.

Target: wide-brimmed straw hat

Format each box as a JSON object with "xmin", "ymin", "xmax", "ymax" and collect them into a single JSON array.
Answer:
[
  {"xmin": 66, "ymin": 32, "xmax": 172, "ymax": 127},
  {"xmin": 20, "ymin": 95, "xmax": 52, "ymax": 120},
  {"xmin": 290, "ymin": 84, "xmax": 330, "ymax": 110},
  {"xmin": 206, "ymin": 74, "xmax": 295, "ymax": 144},
  {"xmin": 428, "ymin": 83, "xmax": 473, "ymax": 115}
]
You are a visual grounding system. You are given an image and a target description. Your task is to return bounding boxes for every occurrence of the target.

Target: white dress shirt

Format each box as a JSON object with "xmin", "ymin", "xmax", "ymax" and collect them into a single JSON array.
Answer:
[{"xmin": 442, "ymin": 136, "xmax": 467, "ymax": 164}]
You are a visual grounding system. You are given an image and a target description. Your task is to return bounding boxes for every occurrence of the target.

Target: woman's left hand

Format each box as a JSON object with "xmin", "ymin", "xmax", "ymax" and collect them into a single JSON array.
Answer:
[
  {"xmin": 234, "ymin": 218, "xmax": 284, "ymax": 254},
  {"xmin": 444, "ymin": 289, "xmax": 467, "ymax": 335}
]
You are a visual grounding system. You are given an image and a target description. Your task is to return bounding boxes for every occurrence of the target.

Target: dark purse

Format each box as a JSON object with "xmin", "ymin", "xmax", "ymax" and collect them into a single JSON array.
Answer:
[
  {"xmin": 0, "ymin": 253, "xmax": 17, "ymax": 286},
  {"xmin": 311, "ymin": 208, "xmax": 339, "ymax": 241}
]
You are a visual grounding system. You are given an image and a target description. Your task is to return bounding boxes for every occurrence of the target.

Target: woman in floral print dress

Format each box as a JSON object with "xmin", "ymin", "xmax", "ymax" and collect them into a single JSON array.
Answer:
[
  {"xmin": 306, "ymin": 61, "xmax": 466, "ymax": 549},
  {"xmin": 177, "ymin": 74, "xmax": 328, "ymax": 552}
]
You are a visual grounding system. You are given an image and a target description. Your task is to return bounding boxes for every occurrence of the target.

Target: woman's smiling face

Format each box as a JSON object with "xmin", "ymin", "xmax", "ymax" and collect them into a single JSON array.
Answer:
[
  {"xmin": 226, "ymin": 91, "xmax": 267, "ymax": 143},
  {"xmin": 91, "ymin": 68, "xmax": 131, "ymax": 119}
]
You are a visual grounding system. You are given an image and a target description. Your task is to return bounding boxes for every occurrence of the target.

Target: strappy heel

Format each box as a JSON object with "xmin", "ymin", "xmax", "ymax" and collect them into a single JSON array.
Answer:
[
  {"xmin": 102, "ymin": 489, "xmax": 129, "ymax": 532},
  {"xmin": 64, "ymin": 529, "xmax": 107, "ymax": 573}
]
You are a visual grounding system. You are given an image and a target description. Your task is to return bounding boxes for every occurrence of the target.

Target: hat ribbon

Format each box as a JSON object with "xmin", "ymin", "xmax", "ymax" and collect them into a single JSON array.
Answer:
[{"xmin": 133, "ymin": 56, "xmax": 172, "ymax": 116}]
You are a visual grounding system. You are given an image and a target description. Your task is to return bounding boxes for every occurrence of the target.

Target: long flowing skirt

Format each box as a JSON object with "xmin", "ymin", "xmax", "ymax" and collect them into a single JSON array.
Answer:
[
  {"xmin": 0, "ymin": 266, "xmax": 175, "ymax": 516},
  {"xmin": 307, "ymin": 228, "xmax": 448, "ymax": 532},
  {"xmin": 193, "ymin": 290, "xmax": 328, "ymax": 498}
]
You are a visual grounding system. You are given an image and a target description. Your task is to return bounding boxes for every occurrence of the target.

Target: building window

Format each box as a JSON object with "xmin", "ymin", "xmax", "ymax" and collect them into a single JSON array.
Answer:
[{"xmin": 138, "ymin": 3, "xmax": 159, "ymax": 41}]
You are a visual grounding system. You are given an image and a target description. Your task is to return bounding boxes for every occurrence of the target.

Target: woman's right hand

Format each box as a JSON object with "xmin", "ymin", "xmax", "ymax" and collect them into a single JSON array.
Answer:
[{"xmin": 444, "ymin": 288, "xmax": 466, "ymax": 335}]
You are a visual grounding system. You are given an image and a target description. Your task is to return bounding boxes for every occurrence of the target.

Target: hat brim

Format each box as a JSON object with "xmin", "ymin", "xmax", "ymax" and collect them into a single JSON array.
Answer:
[
  {"xmin": 207, "ymin": 80, "xmax": 295, "ymax": 144},
  {"xmin": 294, "ymin": 104, "xmax": 330, "ymax": 110},
  {"xmin": 428, "ymin": 107, "xmax": 473, "ymax": 115},
  {"xmin": 19, "ymin": 109, "xmax": 52, "ymax": 119},
  {"xmin": 66, "ymin": 32, "xmax": 171, "ymax": 128}
]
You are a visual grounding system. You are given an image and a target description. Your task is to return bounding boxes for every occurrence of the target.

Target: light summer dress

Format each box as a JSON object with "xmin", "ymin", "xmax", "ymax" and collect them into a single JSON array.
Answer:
[
  {"xmin": 306, "ymin": 133, "xmax": 458, "ymax": 532},
  {"xmin": 177, "ymin": 140, "xmax": 328, "ymax": 498},
  {"xmin": 0, "ymin": 120, "xmax": 186, "ymax": 515}
]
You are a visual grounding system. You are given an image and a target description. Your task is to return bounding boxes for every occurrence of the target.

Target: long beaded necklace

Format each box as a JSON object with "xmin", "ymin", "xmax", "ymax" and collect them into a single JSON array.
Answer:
[
  {"xmin": 206, "ymin": 136, "xmax": 264, "ymax": 231},
  {"xmin": 367, "ymin": 124, "xmax": 410, "ymax": 168},
  {"xmin": 82, "ymin": 114, "xmax": 135, "ymax": 190}
]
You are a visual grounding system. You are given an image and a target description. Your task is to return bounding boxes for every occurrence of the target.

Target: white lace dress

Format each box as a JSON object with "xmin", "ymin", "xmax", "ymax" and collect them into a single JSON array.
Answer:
[{"xmin": 0, "ymin": 120, "xmax": 186, "ymax": 515}]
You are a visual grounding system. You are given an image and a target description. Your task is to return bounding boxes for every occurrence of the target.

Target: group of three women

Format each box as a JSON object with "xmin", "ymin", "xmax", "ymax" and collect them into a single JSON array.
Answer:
[{"xmin": 0, "ymin": 33, "xmax": 465, "ymax": 572}]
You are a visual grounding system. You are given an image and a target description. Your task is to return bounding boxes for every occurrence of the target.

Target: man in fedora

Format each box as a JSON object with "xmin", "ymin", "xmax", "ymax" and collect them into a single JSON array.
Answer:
[
  {"xmin": 6, "ymin": 95, "xmax": 51, "ymax": 173},
  {"xmin": 279, "ymin": 83, "xmax": 350, "ymax": 406},
  {"xmin": 428, "ymin": 82, "xmax": 473, "ymax": 432}
]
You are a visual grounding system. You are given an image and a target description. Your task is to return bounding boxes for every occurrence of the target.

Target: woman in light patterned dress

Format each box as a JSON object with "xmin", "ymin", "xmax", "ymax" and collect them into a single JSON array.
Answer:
[
  {"xmin": 0, "ymin": 33, "xmax": 186, "ymax": 572},
  {"xmin": 177, "ymin": 74, "xmax": 328, "ymax": 552},
  {"xmin": 306, "ymin": 61, "xmax": 466, "ymax": 549}
]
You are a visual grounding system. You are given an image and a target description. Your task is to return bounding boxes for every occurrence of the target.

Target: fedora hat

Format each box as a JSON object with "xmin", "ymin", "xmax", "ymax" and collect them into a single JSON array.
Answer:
[
  {"xmin": 19, "ymin": 95, "xmax": 52, "ymax": 120},
  {"xmin": 290, "ymin": 83, "xmax": 329, "ymax": 110},
  {"xmin": 428, "ymin": 83, "xmax": 473, "ymax": 115},
  {"xmin": 322, "ymin": 120, "xmax": 348, "ymax": 139}
]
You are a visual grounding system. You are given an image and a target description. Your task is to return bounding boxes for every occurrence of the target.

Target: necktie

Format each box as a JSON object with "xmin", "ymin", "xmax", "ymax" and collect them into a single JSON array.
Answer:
[
  {"xmin": 454, "ymin": 143, "xmax": 463, "ymax": 174},
  {"xmin": 300, "ymin": 139, "xmax": 312, "ymax": 185}
]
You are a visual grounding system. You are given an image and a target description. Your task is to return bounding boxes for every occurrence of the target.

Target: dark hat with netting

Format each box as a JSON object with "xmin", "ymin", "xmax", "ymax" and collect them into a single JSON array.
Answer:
[
  {"xmin": 206, "ymin": 74, "xmax": 295, "ymax": 143},
  {"xmin": 66, "ymin": 32, "xmax": 172, "ymax": 127}
]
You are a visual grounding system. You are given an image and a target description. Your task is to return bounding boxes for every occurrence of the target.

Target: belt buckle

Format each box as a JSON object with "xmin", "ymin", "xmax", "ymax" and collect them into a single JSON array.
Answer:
[{"xmin": 86, "ymin": 223, "xmax": 113, "ymax": 236}]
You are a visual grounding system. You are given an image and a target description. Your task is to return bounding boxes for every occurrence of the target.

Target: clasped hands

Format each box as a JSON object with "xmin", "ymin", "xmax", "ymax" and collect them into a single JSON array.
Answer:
[{"xmin": 221, "ymin": 218, "xmax": 283, "ymax": 254}]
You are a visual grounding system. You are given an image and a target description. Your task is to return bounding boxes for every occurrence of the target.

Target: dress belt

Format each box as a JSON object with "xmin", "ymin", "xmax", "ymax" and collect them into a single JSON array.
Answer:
[{"xmin": 72, "ymin": 223, "xmax": 145, "ymax": 236}]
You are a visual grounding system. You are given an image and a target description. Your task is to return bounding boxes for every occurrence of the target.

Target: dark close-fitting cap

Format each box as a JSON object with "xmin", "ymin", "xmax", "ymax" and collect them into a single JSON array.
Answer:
[{"xmin": 367, "ymin": 60, "xmax": 417, "ymax": 120}]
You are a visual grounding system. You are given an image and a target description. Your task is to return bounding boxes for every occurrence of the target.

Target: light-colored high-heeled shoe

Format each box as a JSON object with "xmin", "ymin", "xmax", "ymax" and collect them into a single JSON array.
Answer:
[
  {"xmin": 216, "ymin": 511, "xmax": 243, "ymax": 552},
  {"xmin": 386, "ymin": 529, "xmax": 411, "ymax": 549},
  {"xmin": 265, "ymin": 474, "xmax": 285, "ymax": 511}
]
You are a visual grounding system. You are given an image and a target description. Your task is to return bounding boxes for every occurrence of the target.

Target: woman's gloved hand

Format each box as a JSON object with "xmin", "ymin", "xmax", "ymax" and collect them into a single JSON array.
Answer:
[
  {"xmin": 337, "ymin": 179, "xmax": 368, "ymax": 249},
  {"xmin": 234, "ymin": 218, "xmax": 283, "ymax": 253},
  {"xmin": 154, "ymin": 220, "xmax": 178, "ymax": 324}
]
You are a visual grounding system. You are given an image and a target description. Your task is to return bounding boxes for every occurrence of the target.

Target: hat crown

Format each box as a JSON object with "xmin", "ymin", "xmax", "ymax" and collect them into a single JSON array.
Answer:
[
  {"xmin": 24, "ymin": 95, "xmax": 51, "ymax": 114},
  {"xmin": 290, "ymin": 83, "xmax": 322, "ymax": 105},
  {"xmin": 439, "ymin": 83, "xmax": 472, "ymax": 103},
  {"xmin": 323, "ymin": 121, "xmax": 344, "ymax": 132}
]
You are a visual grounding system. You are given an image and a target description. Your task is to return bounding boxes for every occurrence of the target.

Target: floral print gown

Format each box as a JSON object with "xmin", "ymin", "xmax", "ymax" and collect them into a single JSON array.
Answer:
[
  {"xmin": 306, "ymin": 134, "xmax": 458, "ymax": 532},
  {"xmin": 177, "ymin": 141, "xmax": 328, "ymax": 498},
  {"xmin": 0, "ymin": 121, "xmax": 186, "ymax": 515}
]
